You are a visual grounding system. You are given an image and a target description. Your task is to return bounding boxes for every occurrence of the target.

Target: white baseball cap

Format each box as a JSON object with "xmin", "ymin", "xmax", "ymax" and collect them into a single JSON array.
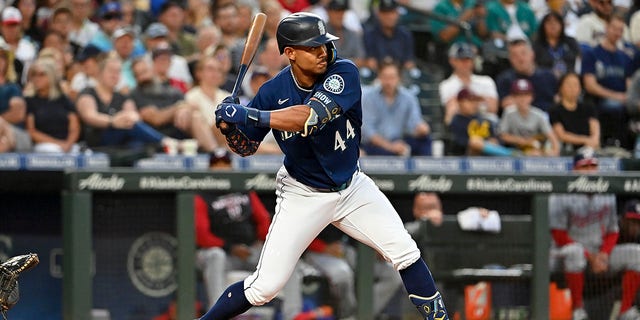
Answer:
[{"xmin": 2, "ymin": 7, "xmax": 22, "ymax": 25}]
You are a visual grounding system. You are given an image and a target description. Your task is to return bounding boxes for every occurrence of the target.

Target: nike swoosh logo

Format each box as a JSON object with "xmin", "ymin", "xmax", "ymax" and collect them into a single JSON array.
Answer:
[{"xmin": 277, "ymin": 98, "xmax": 289, "ymax": 105}]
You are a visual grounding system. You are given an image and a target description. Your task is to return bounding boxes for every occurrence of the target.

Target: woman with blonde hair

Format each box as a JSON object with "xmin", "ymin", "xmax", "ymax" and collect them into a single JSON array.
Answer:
[
  {"xmin": 186, "ymin": 53, "xmax": 229, "ymax": 146},
  {"xmin": 0, "ymin": 40, "xmax": 30, "ymax": 153},
  {"xmin": 25, "ymin": 58, "xmax": 80, "ymax": 153},
  {"xmin": 37, "ymin": 47, "xmax": 72, "ymax": 96}
]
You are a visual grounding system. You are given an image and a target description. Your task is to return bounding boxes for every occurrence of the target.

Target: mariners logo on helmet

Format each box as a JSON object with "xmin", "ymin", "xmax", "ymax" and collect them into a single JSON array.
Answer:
[
  {"xmin": 276, "ymin": 12, "xmax": 339, "ymax": 55},
  {"xmin": 323, "ymin": 74, "xmax": 344, "ymax": 94},
  {"xmin": 318, "ymin": 20, "xmax": 325, "ymax": 35}
]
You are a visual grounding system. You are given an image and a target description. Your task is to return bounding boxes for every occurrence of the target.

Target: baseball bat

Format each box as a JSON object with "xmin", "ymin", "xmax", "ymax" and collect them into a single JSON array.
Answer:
[{"xmin": 219, "ymin": 12, "xmax": 267, "ymax": 131}]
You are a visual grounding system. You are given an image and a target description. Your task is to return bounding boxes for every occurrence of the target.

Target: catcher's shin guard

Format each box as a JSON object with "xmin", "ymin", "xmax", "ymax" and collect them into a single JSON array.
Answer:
[
  {"xmin": 409, "ymin": 292, "xmax": 449, "ymax": 320},
  {"xmin": 0, "ymin": 253, "xmax": 39, "ymax": 319}
]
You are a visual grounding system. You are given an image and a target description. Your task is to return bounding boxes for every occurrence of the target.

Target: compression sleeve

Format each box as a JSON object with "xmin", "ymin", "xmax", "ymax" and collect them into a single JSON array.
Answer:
[{"xmin": 226, "ymin": 126, "xmax": 260, "ymax": 157}]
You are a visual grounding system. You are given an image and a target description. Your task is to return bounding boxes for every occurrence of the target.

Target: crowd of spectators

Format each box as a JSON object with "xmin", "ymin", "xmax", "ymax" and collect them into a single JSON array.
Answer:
[{"xmin": 0, "ymin": 0, "xmax": 639, "ymax": 165}]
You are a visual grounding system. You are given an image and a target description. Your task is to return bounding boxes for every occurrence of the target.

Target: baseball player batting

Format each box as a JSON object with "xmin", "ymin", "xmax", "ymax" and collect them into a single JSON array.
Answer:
[{"xmin": 202, "ymin": 12, "xmax": 449, "ymax": 320}]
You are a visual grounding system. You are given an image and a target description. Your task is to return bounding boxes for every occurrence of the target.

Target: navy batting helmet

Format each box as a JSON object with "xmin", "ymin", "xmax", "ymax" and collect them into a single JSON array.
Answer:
[{"xmin": 276, "ymin": 12, "xmax": 339, "ymax": 63}]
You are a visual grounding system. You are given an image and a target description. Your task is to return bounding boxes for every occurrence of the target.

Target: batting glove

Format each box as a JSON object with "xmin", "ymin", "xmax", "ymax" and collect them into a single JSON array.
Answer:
[
  {"xmin": 215, "ymin": 96, "xmax": 240, "ymax": 134},
  {"xmin": 215, "ymin": 103, "xmax": 270, "ymax": 128}
]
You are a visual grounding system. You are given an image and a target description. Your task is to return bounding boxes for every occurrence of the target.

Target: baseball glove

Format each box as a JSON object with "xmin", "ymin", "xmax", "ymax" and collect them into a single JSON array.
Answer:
[{"xmin": 0, "ymin": 253, "xmax": 39, "ymax": 319}]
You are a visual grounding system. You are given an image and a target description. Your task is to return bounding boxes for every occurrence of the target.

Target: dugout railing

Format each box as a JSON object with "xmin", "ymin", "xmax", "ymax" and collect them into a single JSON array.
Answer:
[{"xmin": 56, "ymin": 169, "xmax": 640, "ymax": 320}]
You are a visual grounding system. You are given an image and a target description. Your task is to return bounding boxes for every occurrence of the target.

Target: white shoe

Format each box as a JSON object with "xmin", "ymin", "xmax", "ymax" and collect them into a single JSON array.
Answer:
[
  {"xmin": 619, "ymin": 306, "xmax": 640, "ymax": 320},
  {"xmin": 573, "ymin": 308, "xmax": 588, "ymax": 320}
]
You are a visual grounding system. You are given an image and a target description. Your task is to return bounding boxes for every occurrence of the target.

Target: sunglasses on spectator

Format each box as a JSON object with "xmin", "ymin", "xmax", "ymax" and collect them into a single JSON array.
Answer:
[
  {"xmin": 31, "ymin": 71, "xmax": 46, "ymax": 77},
  {"xmin": 598, "ymin": 0, "xmax": 613, "ymax": 5}
]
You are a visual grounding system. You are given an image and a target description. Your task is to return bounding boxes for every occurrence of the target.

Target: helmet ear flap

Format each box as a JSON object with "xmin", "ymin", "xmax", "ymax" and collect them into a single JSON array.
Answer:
[{"xmin": 326, "ymin": 41, "xmax": 337, "ymax": 64}]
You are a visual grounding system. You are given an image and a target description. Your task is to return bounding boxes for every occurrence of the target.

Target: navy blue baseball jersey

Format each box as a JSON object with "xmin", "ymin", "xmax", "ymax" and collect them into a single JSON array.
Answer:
[{"xmin": 240, "ymin": 58, "xmax": 362, "ymax": 189}]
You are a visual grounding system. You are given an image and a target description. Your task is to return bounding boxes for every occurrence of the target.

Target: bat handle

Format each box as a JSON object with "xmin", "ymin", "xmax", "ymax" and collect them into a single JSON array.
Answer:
[{"xmin": 230, "ymin": 64, "xmax": 249, "ymax": 100}]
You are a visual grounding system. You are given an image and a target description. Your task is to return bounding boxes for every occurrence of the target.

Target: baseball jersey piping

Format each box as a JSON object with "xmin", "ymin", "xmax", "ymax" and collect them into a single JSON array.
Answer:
[
  {"xmin": 246, "ymin": 172, "xmax": 288, "ymax": 290},
  {"xmin": 289, "ymin": 67, "xmax": 313, "ymax": 92}
]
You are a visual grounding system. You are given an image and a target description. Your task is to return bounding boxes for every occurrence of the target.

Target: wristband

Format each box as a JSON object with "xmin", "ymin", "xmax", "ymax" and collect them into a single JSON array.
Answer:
[{"xmin": 246, "ymin": 108, "xmax": 270, "ymax": 128}]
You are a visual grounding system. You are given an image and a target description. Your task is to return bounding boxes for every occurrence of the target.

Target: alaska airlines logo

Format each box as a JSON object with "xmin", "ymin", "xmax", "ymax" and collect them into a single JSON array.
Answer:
[
  {"xmin": 78, "ymin": 173, "xmax": 125, "ymax": 191},
  {"xmin": 408, "ymin": 175, "xmax": 453, "ymax": 192},
  {"xmin": 568, "ymin": 176, "xmax": 609, "ymax": 193},
  {"xmin": 245, "ymin": 174, "xmax": 277, "ymax": 190}
]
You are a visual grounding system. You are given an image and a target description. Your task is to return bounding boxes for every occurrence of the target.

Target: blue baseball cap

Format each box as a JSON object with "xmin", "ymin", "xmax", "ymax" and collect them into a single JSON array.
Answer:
[
  {"xmin": 99, "ymin": 2, "xmax": 121, "ymax": 19},
  {"xmin": 573, "ymin": 148, "xmax": 598, "ymax": 169}
]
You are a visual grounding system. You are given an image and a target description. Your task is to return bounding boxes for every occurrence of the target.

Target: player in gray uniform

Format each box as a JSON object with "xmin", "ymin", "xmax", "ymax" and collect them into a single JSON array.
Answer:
[
  {"xmin": 549, "ymin": 151, "xmax": 640, "ymax": 320},
  {"xmin": 199, "ymin": 12, "xmax": 449, "ymax": 320}
]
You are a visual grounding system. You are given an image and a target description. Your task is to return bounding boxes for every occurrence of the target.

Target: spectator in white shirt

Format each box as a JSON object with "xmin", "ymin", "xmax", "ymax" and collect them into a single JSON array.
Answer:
[{"xmin": 439, "ymin": 42, "xmax": 499, "ymax": 124}]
